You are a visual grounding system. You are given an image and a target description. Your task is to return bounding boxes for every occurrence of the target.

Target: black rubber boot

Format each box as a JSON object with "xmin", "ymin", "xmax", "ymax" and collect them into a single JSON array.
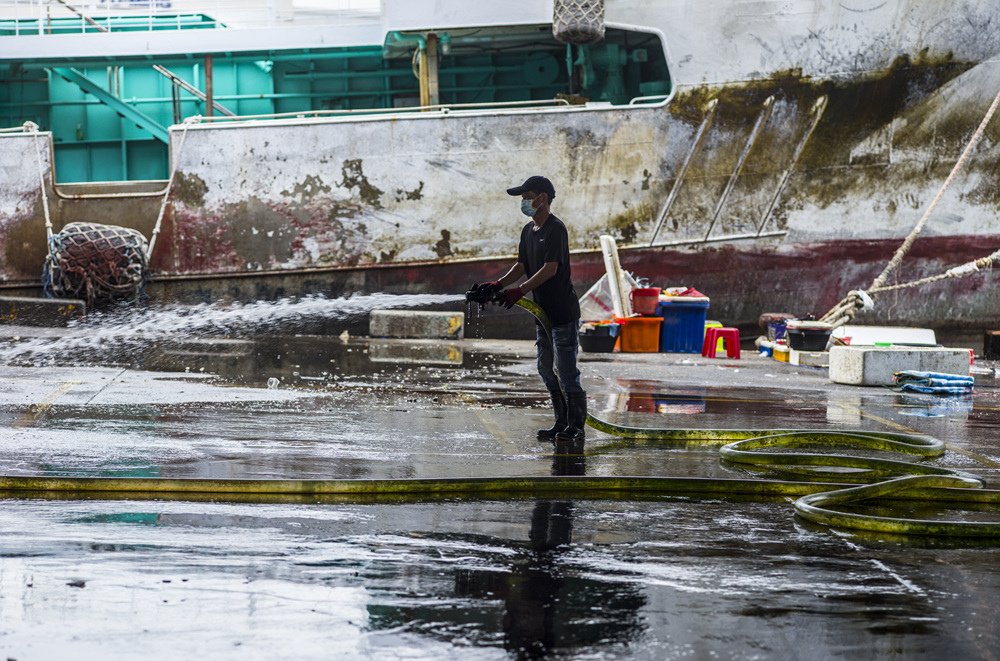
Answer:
[
  {"xmin": 537, "ymin": 390, "xmax": 568, "ymax": 441},
  {"xmin": 555, "ymin": 391, "xmax": 587, "ymax": 443}
]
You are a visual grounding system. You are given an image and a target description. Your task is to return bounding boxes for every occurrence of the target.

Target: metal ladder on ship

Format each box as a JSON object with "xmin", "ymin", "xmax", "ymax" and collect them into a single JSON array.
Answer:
[{"xmin": 646, "ymin": 93, "xmax": 828, "ymax": 248}]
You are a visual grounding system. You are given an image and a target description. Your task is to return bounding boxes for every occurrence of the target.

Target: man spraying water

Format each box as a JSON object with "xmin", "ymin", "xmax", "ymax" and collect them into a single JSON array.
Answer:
[{"xmin": 469, "ymin": 176, "xmax": 586, "ymax": 444}]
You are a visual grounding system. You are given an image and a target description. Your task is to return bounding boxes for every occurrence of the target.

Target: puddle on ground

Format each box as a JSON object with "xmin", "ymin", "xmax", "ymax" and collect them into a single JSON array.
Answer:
[
  {"xmin": 140, "ymin": 335, "xmax": 514, "ymax": 390},
  {"xmin": 1, "ymin": 494, "xmax": 997, "ymax": 659}
]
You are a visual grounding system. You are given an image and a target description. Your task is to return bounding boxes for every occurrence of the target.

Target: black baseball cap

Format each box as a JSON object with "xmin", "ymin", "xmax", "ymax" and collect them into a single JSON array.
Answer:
[{"xmin": 506, "ymin": 175, "xmax": 556, "ymax": 199}]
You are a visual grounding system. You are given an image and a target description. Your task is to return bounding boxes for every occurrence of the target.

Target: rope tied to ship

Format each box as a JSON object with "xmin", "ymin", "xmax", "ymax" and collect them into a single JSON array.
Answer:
[
  {"xmin": 24, "ymin": 121, "xmax": 54, "ymax": 243},
  {"xmin": 821, "ymin": 246, "xmax": 1000, "ymax": 328},
  {"xmin": 820, "ymin": 86, "xmax": 1000, "ymax": 328},
  {"xmin": 146, "ymin": 115, "xmax": 199, "ymax": 262}
]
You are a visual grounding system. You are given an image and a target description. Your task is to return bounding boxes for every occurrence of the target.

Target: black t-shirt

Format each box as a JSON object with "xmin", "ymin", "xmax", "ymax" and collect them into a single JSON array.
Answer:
[{"xmin": 517, "ymin": 214, "xmax": 580, "ymax": 325}]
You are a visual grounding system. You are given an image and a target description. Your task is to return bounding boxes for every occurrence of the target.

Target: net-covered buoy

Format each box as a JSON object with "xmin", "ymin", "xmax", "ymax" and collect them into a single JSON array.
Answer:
[
  {"xmin": 43, "ymin": 222, "xmax": 149, "ymax": 306},
  {"xmin": 552, "ymin": 0, "xmax": 605, "ymax": 44}
]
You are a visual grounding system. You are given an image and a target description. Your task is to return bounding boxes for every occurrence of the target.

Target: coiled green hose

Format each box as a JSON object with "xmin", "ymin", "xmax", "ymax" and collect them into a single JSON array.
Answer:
[{"xmin": 519, "ymin": 298, "xmax": 1000, "ymax": 538}]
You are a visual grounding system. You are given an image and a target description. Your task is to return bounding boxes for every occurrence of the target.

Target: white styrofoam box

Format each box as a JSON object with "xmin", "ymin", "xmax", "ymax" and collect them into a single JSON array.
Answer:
[
  {"xmin": 831, "ymin": 325, "xmax": 936, "ymax": 346},
  {"xmin": 829, "ymin": 346, "xmax": 971, "ymax": 386}
]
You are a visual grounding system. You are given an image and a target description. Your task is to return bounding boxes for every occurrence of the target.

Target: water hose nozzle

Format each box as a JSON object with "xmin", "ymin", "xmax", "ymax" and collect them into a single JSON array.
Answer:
[{"xmin": 465, "ymin": 283, "xmax": 502, "ymax": 309}]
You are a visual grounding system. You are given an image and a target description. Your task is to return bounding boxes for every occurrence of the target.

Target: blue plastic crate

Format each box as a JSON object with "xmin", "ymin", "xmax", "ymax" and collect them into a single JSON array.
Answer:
[{"xmin": 656, "ymin": 299, "xmax": 710, "ymax": 353}]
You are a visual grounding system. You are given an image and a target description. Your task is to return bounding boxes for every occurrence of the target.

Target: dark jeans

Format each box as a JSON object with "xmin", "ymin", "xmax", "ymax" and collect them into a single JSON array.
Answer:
[{"xmin": 535, "ymin": 321, "xmax": 583, "ymax": 395}]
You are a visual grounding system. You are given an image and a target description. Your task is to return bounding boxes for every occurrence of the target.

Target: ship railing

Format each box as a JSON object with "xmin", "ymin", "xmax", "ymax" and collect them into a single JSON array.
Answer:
[
  {"xmin": 628, "ymin": 94, "xmax": 671, "ymax": 105},
  {"xmin": 187, "ymin": 98, "xmax": 573, "ymax": 125},
  {"xmin": 0, "ymin": 0, "xmax": 379, "ymax": 36}
]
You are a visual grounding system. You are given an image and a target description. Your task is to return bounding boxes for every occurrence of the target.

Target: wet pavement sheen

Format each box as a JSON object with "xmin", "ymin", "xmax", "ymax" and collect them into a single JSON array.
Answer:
[{"xmin": 1, "ymin": 325, "xmax": 999, "ymax": 659}]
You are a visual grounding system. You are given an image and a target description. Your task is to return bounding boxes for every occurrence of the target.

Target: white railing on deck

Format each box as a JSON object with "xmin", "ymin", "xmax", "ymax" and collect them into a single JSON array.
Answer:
[{"xmin": 0, "ymin": 0, "xmax": 381, "ymax": 35}]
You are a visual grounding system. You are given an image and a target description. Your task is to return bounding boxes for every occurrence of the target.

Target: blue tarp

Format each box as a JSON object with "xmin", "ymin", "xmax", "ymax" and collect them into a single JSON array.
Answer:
[{"xmin": 892, "ymin": 370, "xmax": 974, "ymax": 394}]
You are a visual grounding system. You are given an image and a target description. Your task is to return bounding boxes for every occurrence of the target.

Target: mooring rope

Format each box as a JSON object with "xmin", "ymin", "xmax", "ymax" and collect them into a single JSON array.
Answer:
[
  {"xmin": 2, "ymin": 298, "xmax": 997, "ymax": 539},
  {"xmin": 820, "ymin": 244, "xmax": 1000, "ymax": 328},
  {"xmin": 820, "ymin": 86, "xmax": 1000, "ymax": 327},
  {"xmin": 24, "ymin": 121, "xmax": 54, "ymax": 244},
  {"xmin": 146, "ymin": 116, "xmax": 198, "ymax": 262}
]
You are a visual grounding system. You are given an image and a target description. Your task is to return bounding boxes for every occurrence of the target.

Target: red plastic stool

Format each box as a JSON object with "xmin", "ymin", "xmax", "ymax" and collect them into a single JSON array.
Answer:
[{"xmin": 702, "ymin": 327, "xmax": 741, "ymax": 359}]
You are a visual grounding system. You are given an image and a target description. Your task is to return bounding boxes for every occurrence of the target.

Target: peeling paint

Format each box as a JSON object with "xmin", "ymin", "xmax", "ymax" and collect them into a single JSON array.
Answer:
[
  {"xmin": 338, "ymin": 159, "xmax": 384, "ymax": 209},
  {"xmin": 434, "ymin": 229, "xmax": 453, "ymax": 258},
  {"xmin": 281, "ymin": 174, "xmax": 332, "ymax": 203},
  {"xmin": 395, "ymin": 181, "xmax": 425, "ymax": 202},
  {"xmin": 221, "ymin": 196, "xmax": 296, "ymax": 265},
  {"xmin": 606, "ymin": 202, "xmax": 654, "ymax": 246},
  {"xmin": 172, "ymin": 171, "xmax": 209, "ymax": 208}
]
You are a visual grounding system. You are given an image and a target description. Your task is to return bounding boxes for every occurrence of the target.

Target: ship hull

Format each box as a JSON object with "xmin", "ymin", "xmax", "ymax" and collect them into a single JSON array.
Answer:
[
  {"xmin": 4, "ymin": 234, "xmax": 991, "ymax": 341},
  {"xmin": 2, "ymin": 1, "xmax": 999, "ymax": 338}
]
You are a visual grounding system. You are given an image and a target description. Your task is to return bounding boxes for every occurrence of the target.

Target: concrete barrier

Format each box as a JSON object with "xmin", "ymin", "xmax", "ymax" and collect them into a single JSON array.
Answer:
[
  {"xmin": 829, "ymin": 346, "xmax": 971, "ymax": 386},
  {"xmin": 790, "ymin": 349, "xmax": 829, "ymax": 368},
  {"xmin": 0, "ymin": 296, "xmax": 85, "ymax": 326},
  {"xmin": 369, "ymin": 310, "xmax": 464, "ymax": 340}
]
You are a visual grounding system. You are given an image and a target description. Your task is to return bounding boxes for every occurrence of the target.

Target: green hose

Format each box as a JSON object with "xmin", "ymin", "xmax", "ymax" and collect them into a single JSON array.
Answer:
[
  {"xmin": 0, "ymin": 297, "xmax": 995, "ymax": 540},
  {"xmin": 519, "ymin": 297, "xmax": 1000, "ymax": 538}
]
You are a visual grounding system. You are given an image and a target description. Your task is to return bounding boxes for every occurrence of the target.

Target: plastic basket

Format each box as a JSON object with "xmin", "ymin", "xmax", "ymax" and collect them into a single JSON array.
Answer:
[
  {"xmin": 580, "ymin": 332, "xmax": 617, "ymax": 352},
  {"xmin": 619, "ymin": 316, "xmax": 663, "ymax": 353},
  {"xmin": 629, "ymin": 287, "xmax": 661, "ymax": 316},
  {"xmin": 656, "ymin": 299, "xmax": 710, "ymax": 353},
  {"xmin": 787, "ymin": 328, "xmax": 831, "ymax": 351}
]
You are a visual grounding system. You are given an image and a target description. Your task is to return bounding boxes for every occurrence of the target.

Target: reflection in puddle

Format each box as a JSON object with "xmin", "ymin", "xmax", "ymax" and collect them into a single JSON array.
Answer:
[
  {"xmin": 368, "ymin": 340, "xmax": 462, "ymax": 366},
  {"xmin": 6, "ymin": 494, "xmax": 996, "ymax": 659},
  {"xmin": 600, "ymin": 390, "xmax": 708, "ymax": 416},
  {"xmin": 138, "ymin": 335, "xmax": 499, "ymax": 389},
  {"xmin": 364, "ymin": 441, "xmax": 649, "ymax": 657},
  {"xmin": 895, "ymin": 394, "xmax": 974, "ymax": 418},
  {"xmin": 828, "ymin": 393, "xmax": 973, "ymax": 424}
]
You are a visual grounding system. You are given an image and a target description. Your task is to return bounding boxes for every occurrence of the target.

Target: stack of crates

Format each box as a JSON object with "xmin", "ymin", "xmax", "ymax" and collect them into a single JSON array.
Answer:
[{"xmin": 618, "ymin": 287, "xmax": 663, "ymax": 352}]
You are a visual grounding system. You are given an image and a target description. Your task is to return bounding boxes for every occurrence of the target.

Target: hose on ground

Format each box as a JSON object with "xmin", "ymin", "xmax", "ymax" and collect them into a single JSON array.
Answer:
[
  {"xmin": 0, "ymin": 298, "xmax": 996, "ymax": 539},
  {"xmin": 519, "ymin": 297, "xmax": 999, "ymax": 538}
]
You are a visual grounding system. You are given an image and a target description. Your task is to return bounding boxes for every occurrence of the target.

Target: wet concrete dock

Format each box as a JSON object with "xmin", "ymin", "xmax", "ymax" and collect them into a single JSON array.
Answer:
[{"xmin": 1, "ymin": 309, "xmax": 999, "ymax": 659}]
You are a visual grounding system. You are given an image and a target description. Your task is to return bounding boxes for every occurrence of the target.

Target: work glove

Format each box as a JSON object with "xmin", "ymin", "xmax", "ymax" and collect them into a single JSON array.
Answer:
[
  {"xmin": 499, "ymin": 286, "xmax": 524, "ymax": 309},
  {"xmin": 478, "ymin": 280, "xmax": 503, "ymax": 296}
]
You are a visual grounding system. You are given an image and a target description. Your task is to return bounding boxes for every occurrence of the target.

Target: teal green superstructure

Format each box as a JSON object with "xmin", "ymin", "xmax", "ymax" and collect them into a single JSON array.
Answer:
[{"xmin": 0, "ymin": 16, "xmax": 671, "ymax": 183}]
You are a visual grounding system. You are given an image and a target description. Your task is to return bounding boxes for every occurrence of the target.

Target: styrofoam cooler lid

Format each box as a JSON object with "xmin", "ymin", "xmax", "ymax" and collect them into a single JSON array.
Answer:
[{"xmin": 786, "ymin": 320, "xmax": 832, "ymax": 330}]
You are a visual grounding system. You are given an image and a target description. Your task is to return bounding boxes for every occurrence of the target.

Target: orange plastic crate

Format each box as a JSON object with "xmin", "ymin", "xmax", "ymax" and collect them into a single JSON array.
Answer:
[{"xmin": 619, "ymin": 316, "xmax": 663, "ymax": 353}]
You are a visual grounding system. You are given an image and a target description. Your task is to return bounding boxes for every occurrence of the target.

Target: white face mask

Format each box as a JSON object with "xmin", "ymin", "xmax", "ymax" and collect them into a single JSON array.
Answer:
[{"xmin": 520, "ymin": 198, "xmax": 536, "ymax": 217}]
